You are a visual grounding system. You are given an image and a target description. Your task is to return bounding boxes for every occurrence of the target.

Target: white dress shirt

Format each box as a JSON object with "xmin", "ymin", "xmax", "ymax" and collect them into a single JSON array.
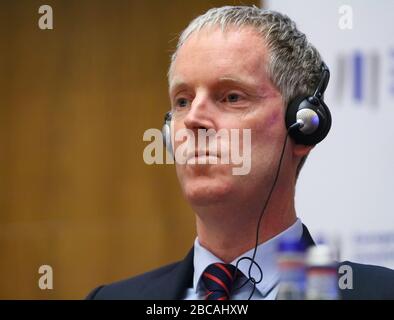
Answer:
[{"xmin": 183, "ymin": 218, "xmax": 303, "ymax": 300}]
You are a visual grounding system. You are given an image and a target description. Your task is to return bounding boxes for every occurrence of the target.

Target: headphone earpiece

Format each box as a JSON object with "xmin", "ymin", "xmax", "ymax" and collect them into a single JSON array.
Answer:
[
  {"xmin": 285, "ymin": 62, "xmax": 332, "ymax": 146},
  {"xmin": 162, "ymin": 111, "xmax": 174, "ymax": 157}
]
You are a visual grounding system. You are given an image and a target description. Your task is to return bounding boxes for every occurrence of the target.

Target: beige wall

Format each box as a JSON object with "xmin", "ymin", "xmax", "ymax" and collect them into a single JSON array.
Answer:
[{"xmin": 0, "ymin": 0, "xmax": 258, "ymax": 299}]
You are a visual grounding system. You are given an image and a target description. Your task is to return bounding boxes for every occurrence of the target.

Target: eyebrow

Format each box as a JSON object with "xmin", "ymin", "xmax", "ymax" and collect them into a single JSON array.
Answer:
[
  {"xmin": 168, "ymin": 78, "xmax": 186, "ymax": 95},
  {"xmin": 169, "ymin": 75, "xmax": 258, "ymax": 95},
  {"xmin": 218, "ymin": 75, "xmax": 278, "ymax": 98},
  {"xmin": 217, "ymin": 76, "xmax": 257, "ymax": 89}
]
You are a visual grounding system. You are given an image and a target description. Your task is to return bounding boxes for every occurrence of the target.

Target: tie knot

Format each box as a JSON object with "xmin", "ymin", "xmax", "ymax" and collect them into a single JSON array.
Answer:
[{"xmin": 202, "ymin": 263, "xmax": 239, "ymax": 300}]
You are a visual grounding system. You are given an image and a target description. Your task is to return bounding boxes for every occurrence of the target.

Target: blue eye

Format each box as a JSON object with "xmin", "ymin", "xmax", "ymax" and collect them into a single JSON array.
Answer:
[
  {"xmin": 222, "ymin": 93, "xmax": 244, "ymax": 103},
  {"xmin": 227, "ymin": 93, "xmax": 240, "ymax": 103},
  {"xmin": 176, "ymin": 98, "xmax": 189, "ymax": 108}
]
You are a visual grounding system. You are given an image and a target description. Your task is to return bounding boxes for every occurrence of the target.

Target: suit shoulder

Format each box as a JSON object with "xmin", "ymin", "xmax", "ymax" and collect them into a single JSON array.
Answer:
[
  {"xmin": 339, "ymin": 261, "xmax": 394, "ymax": 299},
  {"xmin": 340, "ymin": 260, "xmax": 394, "ymax": 281},
  {"xmin": 86, "ymin": 261, "xmax": 180, "ymax": 300}
]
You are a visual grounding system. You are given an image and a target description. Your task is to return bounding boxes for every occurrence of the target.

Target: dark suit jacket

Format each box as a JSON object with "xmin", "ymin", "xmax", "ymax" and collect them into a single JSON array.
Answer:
[{"xmin": 87, "ymin": 225, "xmax": 394, "ymax": 300}]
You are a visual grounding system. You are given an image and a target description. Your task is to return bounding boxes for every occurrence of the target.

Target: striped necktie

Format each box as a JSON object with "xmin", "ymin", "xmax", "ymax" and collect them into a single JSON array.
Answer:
[{"xmin": 202, "ymin": 263, "xmax": 239, "ymax": 300}]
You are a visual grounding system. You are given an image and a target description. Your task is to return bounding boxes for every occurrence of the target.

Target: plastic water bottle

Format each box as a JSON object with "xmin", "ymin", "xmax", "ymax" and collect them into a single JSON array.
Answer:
[
  {"xmin": 306, "ymin": 244, "xmax": 339, "ymax": 300},
  {"xmin": 276, "ymin": 238, "xmax": 307, "ymax": 300}
]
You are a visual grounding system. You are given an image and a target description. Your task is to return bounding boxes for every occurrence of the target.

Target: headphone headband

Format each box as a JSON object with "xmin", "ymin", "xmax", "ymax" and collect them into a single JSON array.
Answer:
[{"xmin": 313, "ymin": 62, "xmax": 330, "ymax": 99}]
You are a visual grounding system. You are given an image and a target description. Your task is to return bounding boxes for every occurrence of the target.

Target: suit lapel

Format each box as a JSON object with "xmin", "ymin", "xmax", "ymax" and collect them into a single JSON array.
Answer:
[
  {"xmin": 170, "ymin": 248, "xmax": 194, "ymax": 299},
  {"xmin": 301, "ymin": 224, "xmax": 315, "ymax": 248},
  {"xmin": 146, "ymin": 248, "xmax": 194, "ymax": 299}
]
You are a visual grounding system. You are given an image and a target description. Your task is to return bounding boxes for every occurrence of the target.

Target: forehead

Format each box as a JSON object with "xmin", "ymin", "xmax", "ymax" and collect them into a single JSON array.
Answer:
[{"xmin": 169, "ymin": 26, "xmax": 271, "ymax": 89}]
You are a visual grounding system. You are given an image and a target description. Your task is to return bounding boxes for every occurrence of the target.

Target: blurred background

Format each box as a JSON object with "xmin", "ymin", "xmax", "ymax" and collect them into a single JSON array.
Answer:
[
  {"xmin": 0, "ymin": 0, "xmax": 257, "ymax": 299},
  {"xmin": 267, "ymin": 0, "xmax": 394, "ymax": 273},
  {"xmin": 1, "ymin": 0, "xmax": 394, "ymax": 299}
]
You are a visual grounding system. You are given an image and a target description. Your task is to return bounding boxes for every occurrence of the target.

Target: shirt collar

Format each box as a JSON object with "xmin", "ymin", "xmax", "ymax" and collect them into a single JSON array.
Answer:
[{"xmin": 193, "ymin": 218, "xmax": 303, "ymax": 297}]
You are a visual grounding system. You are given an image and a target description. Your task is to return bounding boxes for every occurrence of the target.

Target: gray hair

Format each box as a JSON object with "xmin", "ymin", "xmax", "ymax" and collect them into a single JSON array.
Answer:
[
  {"xmin": 169, "ymin": 5, "xmax": 324, "ymax": 178},
  {"xmin": 169, "ymin": 5, "xmax": 323, "ymax": 107}
]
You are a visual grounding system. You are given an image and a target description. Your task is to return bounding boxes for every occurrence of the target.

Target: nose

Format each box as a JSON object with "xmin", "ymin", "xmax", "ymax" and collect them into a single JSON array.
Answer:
[{"xmin": 183, "ymin": 93, "xmax": 215, "ymax": 131}]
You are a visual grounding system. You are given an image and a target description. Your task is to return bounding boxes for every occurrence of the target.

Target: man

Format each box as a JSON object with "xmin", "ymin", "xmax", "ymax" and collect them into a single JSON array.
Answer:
[{"xmin": 87, "ymin": 6, "xmax": 394, "ymax": 300}]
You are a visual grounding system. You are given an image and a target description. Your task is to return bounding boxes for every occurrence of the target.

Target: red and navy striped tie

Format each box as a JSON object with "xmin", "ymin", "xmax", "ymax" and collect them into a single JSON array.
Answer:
[{"xmin": 202, "ymin": 263, "xmax": 238, "ymax": 300}]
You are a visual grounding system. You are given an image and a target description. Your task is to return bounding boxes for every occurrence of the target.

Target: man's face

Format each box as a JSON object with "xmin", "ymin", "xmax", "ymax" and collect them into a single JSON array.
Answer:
[{"xmin": 168, "ymin": 26, "xmax": 290, "ymax": 208}]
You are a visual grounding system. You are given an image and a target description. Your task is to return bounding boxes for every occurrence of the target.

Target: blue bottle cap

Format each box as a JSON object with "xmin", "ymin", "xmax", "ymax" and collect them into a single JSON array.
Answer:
[{"xmin": 278, "ymin": 238, "xmax": 306, "ymax": 253}]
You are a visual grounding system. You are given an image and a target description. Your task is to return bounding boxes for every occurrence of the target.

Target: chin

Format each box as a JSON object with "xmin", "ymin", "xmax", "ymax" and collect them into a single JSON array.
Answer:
[{"xmin": 182, "ymin": 177, "xmax": 234, "ymax": 206}]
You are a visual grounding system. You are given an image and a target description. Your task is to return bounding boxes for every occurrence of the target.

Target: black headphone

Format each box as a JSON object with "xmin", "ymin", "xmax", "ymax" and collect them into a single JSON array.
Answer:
[
  {"xmin": 163, "ymin": 62, "xmax": 331, "ymax": 148},
  {"xmin": 285, "ymin": 62, "xmax": 331, "ymax": 145}
]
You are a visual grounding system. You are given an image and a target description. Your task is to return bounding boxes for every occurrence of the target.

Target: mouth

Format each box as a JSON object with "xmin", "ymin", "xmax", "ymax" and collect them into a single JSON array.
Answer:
[{"xmin": 186, "ymin": 150, "xmax": 219, "ymax": 164}]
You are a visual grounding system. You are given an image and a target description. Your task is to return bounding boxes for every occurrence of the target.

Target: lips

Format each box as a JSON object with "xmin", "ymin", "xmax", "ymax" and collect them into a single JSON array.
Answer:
[{"xmin": 186, "ymin": 150, "xmax": 219, "ymax": 164}]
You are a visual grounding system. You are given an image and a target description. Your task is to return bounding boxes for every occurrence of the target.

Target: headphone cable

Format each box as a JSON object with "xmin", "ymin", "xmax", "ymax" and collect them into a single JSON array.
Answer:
[{"xmin": 233, "ymin": 121, "xmax": 303, "ymax": 300}]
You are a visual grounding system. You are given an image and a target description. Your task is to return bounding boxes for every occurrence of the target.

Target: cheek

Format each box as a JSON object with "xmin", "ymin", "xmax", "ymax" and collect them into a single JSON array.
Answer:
[
  {"xmin": 172, "ymin": 120, "xmax": 192, "ymax": 152},
  {"xmin": 251, "ymin": 108, "xmax": 284, "ymax": 141},
  {"xmin": 248, "ymin": 109, "xmax": 285, "ymax": 169},
  {"xmin": 267, "ymin": 109, "xmax": 283, "ymax": 128}
]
